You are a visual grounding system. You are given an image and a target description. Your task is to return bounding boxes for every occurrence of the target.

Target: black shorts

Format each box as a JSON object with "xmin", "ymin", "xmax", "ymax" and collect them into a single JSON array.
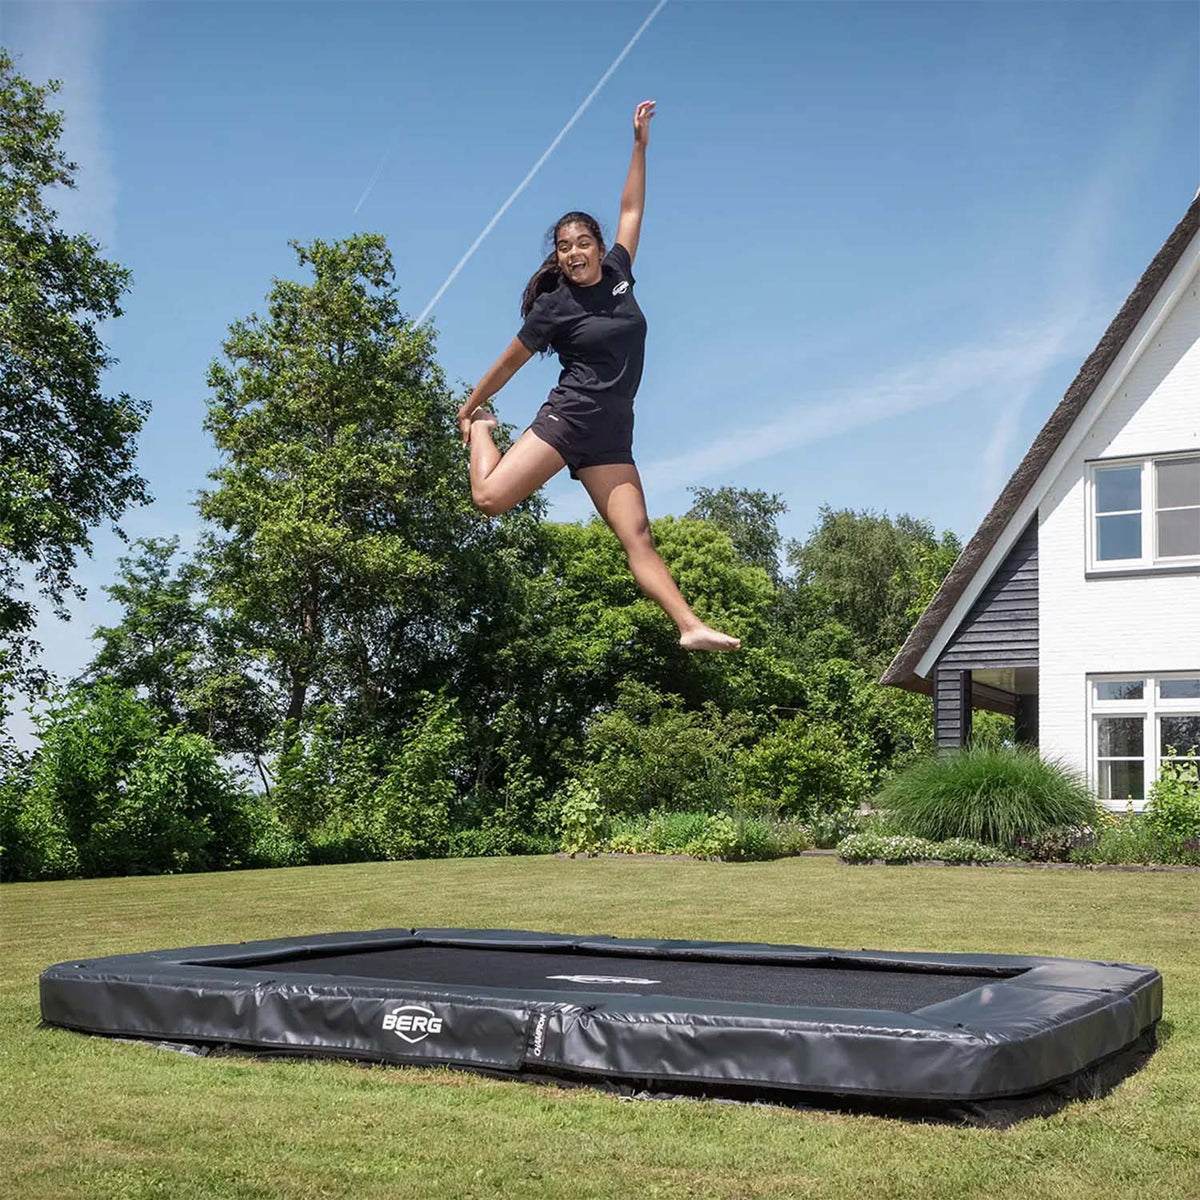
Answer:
[{"xmin": 528, "ymin": 395, "xmax": 635, "ymax": 480}]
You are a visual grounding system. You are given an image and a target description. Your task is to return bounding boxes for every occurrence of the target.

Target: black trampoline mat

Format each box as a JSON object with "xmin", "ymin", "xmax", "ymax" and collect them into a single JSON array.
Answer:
[{"xmin": 251, "ymin": 946, "xmax": 1010, "ymax": 1011}]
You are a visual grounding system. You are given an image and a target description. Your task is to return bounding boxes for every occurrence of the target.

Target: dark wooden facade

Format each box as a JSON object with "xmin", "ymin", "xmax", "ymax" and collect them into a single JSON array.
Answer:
[{"xmin": 933, "ymin": 519, "xmax": 1039, "ymax": 749}]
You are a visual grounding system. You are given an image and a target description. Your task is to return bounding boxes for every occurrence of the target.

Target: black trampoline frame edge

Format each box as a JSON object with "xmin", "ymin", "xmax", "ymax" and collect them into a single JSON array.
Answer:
[{"xmin": 40, "ymin": 928, "xmax": 1161, "ymax": 1115}]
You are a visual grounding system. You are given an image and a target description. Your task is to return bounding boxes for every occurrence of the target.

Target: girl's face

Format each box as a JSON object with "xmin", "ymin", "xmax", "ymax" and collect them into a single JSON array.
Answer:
[{"xmin": 555, "ymin": 222, "xmax": 603, "ymax": 286}]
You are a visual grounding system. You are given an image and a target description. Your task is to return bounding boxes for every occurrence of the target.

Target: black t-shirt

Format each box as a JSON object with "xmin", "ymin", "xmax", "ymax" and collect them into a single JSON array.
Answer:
[{"xmin": 517, "ymin": 242, "xmax": 647, "ymax": 413}]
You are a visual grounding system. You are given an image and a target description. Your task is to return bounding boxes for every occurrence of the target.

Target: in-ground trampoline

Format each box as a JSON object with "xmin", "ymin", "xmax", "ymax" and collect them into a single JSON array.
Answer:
[{"xmin": 40, "ymin": 928, "xmax": 1161, "ymax": 1125}]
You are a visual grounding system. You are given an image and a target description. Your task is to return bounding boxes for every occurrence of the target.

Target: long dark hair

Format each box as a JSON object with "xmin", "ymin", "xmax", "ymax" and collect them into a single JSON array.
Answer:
[{"xmin": 520, "ymin": 211, "xmax": 606, "ymax": 320}]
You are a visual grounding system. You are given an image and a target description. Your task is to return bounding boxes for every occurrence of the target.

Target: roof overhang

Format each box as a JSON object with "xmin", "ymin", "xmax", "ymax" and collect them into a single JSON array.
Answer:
[{"xmin": 882, "ymin": 195, "xmax": 1200, "ymax": 692}]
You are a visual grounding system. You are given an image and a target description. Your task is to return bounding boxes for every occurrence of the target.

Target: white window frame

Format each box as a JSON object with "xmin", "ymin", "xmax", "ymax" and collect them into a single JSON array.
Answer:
[
  {"xmin": 1088, "ymin": 672, "xmax": 1200, "ymax": 811},
  {"xmin": 1086, "ymin": 451, "xmax": 1200, "ymax": 572}
]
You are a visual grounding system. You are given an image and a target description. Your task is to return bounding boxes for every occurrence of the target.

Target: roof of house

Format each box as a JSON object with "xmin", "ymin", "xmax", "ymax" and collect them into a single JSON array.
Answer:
[{"xmin": 881, "ymin": 193, "xmax": 1200, "ymax": 693}]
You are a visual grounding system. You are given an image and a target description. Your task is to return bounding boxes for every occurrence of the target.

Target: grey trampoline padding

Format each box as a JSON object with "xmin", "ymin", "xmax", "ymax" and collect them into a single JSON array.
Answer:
[
  {"xmin": 40, "ymin": 928, "xmax": 1162, "ymax": 1121},
  {"xmin": 264, "ymin": 946, "xmax": 997, "ymax": 1011}
]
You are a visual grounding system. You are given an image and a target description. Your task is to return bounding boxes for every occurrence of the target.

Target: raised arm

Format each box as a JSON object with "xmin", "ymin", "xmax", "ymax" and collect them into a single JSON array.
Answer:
[
  {"xmin": 457, "ymin": 337, "xmax": 534, "ymax": 443},
  {"xmin": 615, "ymin": 100, "xmax": 655, "ymax": 264}
]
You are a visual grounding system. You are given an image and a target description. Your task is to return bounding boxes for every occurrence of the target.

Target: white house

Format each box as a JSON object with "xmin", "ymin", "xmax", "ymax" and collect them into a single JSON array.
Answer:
[{"xmin": 882, "ymin": 194, "xmax": 1199, "ymax": 810}]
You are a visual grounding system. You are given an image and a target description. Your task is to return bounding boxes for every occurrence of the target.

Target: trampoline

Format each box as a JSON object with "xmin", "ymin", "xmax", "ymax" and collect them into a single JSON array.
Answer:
[{"xmin": 40, "ymin": 928, "xmax": 1161, "ymax": 1124}]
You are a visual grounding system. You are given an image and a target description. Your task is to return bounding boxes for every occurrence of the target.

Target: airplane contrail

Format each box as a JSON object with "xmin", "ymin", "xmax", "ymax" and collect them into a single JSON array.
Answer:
[
  {"xmin": 353, "ymin": 148, "xmax": 393, "ymax": 217},
  {"xmin": 410, "ymin": 0, "xmax": 669, "ymax": 329}
]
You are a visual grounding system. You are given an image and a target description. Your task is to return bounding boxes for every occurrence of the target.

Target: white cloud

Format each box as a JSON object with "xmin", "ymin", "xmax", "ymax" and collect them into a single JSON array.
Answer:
[
  {"xmin": 639, "ymin": 319, "xmax": 1081, "ymax": 494},
  {"xmin": 8, "ymin": 1, "xmax": 117, "ymax": 248},
  {"xmin": 538, "ymin": 318, "xmax": 1084, "ymax": 525}
]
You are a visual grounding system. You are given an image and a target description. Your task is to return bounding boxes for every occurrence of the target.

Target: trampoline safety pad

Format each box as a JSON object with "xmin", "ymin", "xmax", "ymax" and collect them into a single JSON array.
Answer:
[{"xmin": 40, "ymin": 928, "xmax": 1161, "ymax": 1125}]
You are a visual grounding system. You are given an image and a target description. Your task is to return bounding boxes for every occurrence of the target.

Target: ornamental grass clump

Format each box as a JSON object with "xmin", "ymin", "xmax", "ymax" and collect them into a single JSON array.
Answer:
[{"xmin": 871, "ymin": 744, "xmax": 1095, "ymax": 846}]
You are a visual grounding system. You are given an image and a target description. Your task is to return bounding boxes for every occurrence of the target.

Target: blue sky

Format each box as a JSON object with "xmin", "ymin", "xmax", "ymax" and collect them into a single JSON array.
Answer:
[{"xmin": 2, "ymin": 0, "xmax": 1197, "ymax": 745}]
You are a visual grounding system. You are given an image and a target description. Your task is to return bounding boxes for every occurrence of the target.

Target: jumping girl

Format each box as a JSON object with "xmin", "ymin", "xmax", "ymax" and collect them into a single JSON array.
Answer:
[{"xmin": 456, "ymin": 100, "xmax": 741, "ymax": 652}]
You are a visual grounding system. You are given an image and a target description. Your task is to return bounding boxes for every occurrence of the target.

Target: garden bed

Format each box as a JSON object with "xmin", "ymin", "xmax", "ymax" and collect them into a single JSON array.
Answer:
[
  {"xmin": 841, "ymin": 858, "xmax": 1200, "ymax": 872},
  {"xmin": 560, "ymin": 850, "xmax": 1200, "ymax": 871}
]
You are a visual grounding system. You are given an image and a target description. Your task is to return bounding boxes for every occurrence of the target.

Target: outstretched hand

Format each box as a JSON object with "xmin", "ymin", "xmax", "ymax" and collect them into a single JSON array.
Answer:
[{"xmin": 633, "ymin": 100, "xmax": 656, "ymax": 146}]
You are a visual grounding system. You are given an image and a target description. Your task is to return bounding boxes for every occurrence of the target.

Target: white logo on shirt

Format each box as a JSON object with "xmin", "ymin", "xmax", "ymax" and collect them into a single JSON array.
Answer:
[
  {"xmin": 612, "ymin": 281, "xmax": 630, "ymax": 296},
  {"xmin": 546, "ymin": 414, "xmax": 560, "ymax": 422}
]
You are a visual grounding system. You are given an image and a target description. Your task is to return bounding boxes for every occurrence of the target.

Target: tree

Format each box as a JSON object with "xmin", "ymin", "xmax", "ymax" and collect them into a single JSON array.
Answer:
[
  {"xmin": 686, "ymin": 485, "xmax": 787, "ymax": 582},
  {"xmin": 197, "ymin": 234, "xmax": 479, "ymax": 746},
  {"xmin": 787, "ymin": 507, "xmax": 961, "ymax": 664},
  {"xmin": 85, "ymin": 537, "xmax": 205, "ymax": 725},
  {"xmin": 0, "ymin": 51, "xmax": 150, "ymax": 711},
  {"xmin": 84, "ymin": 536, "xmax": 272, "ymax": 763},
  {"xmin": 451, "ymin": 513, "xmax": 783, "ymax": 814}
]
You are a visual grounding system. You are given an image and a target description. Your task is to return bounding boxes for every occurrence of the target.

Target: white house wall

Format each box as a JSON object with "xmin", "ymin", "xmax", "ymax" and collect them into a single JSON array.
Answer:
[{"xmin": 1038, "ymin": 267, "xmax": 1200, "ymax": 804}]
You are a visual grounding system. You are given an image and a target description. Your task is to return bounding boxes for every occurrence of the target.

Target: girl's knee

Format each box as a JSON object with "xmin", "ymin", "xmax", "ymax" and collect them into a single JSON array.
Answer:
[
  {"xmin": 622, "ymin": 525, "xmax": 656, "ymax": 558},
  {"xmin": 473, "ymin": 489, "xmax": 511, "ymax": 517}
]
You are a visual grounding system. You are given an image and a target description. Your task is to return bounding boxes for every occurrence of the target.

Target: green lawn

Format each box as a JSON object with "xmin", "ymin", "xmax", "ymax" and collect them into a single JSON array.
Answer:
[{"xmin": 3, "ymin": 855, "xmax": 1197, "ymax": 1199}]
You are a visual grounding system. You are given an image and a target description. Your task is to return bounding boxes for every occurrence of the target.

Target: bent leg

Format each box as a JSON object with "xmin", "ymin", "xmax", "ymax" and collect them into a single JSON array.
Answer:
[
  {"xmin": 577, "ymin": 463, "xmax": 740, "ymax": 651},
  {"xmin": 470, "ymin": 419, "xmax": 566, "ymax": 516}
]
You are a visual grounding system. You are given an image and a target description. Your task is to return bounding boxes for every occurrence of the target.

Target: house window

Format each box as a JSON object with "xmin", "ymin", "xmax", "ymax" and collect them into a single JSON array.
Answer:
[
  {"xmin": 1089, "ymin": 674, "xmax": 1200, "ymax": 807},
  {"xmin": 1096, "ymin": 679, "xmax": 1143, "ymax": 701},
  {"xmin": 1095, "ymin": 715, "xmax": 1145, "ymax": 801},
  {"xmin": 1156, "ymin": 456, "xmax": 1200, "ymax": 559},
  {"xmin": 1087, "ymin": 453, "xmax": 1200, "ymax": 571},
  {"xmin": 1094, "ymin": 465, "xmax": 1142, "ymax": 561}
]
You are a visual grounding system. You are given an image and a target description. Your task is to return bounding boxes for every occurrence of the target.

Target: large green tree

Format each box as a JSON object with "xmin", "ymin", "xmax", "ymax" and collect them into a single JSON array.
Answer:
[
  {"xmin": 197, "ymin": 234, "xmax": 480, "ymax": 744},
  {"xmin": 0, "ymin": 51, "xmax": 149, "ymax": 710},
  {"xmin": 451, "ymin": 512, "xmax": 785, "ymax": 810},
  {"xmin": 84, "ymin": 536, "xmax": 272, "ymax": 764},
  {"xmin": 686, "ymin": 485, "xmax": 787, "ymax": 582},
  {"xmin": 788, "ymin": 506, "xmax": 961, "ymax": 664},
  {"xmin": 85, "ymin": 537, "xmax": 205, "ymax": 723}
]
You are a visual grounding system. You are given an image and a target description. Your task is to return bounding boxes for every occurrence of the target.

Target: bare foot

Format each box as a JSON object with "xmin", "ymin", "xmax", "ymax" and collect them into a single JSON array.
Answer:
[{"xmin": 679, "ymin": 625, "xmax": 741, "ymax": 652}]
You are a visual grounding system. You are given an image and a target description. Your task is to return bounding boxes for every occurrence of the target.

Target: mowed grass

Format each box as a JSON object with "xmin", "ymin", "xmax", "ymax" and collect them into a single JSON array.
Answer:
[{"xmin": 2, "ymin": 856, "xmax": 1198, "ymax": 1199}]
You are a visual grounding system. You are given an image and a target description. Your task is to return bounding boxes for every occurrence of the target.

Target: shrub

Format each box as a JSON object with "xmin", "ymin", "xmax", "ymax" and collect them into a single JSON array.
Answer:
[
  {"xmin": 1069, "ymin": 816, "xmax": 1200, "ymax": 867},
  {"xmin": 305, "ymin": 813, "xmax": 367, "ymax": 865},
  {"xmin": 935, "ymin": 837, "xmax": 1009, "ymax": 864},
  {"xmin": 605, "ymin": 810, "xmax": 709, "ymax": 855},
  {"xmin": 1014, "ymin": 825, "xmax": 1093, "ymax": 863},
  {"xmin": 356, "ymin": 695, "xmax": 463, "ymax": 861},
  {"xmin": 81, "ymin": 727, "xmax": 253, "ymax": 876},
  {"xmin": 838, "ymin": 833, "xmax": 931, "ymax": 864},
  {"xmin": 770, "ymin": 819, "xmax": 813, "ymax": 856},
  {"xmin": 27, "ymin": 682, "xmax": 159, "ymax": 852},
  {"xmin": 7, "ymin": 686, "xmax": 268, "ymax": 880},
  {"xmin": 601, "ymin": 810, "xmax": 780, "ymax": 861},
  {"xmin": 230, "ymin": 794, "xmax": 306, "ymax": 868},
  {"xmin": 837, "ymin": 832, "xmax": 1006, "ymax": 865},
  {"xmin": 447, "ymin": 825, "xmax": 555, "ymax": 859},
  {"xmin": 721, "ymin": 815, "xmax": 779, "ymax": 862},
  {"xmin": 605, "ymin": 824, "xmax": 649, "ymax": 855},
  {"xmin": 1144, "ymin": 756, "xmax": 1200, "ymax": 841},
  {"xmin": 737, "ymin": 715, "xmax": 872, "ymax": 822},
  {"xmin": 871, "ymin": 745, "xmax": 1095, "ymax": 845},
  {"xmin": 684, "ymin": 813, "xmax": 741, "ymax": 860},
  {"xmin": 0, "ymin": 748, "xmax": 78, "ymax": 881},
  {"xmin": 1010, "ymin": 805, "xmax": 1115, "ymax": 862},
  {"xmin": 275, "ymin": 695, "xmax": 464, "ymax": 863},
  {"xmin": 803, "ymin": 808, "xmax": 863, "ymax": 849},
  {"xmin": 583, "ymin": 682, "xmax": 746, "ymax": 816},
  {"xmin": 557, "ymin": 780, "xmax": 605, "ymax": 857}
]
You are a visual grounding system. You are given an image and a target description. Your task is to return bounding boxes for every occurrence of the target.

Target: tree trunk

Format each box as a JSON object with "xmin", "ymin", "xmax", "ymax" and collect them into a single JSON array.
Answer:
[{"xmin": 284, "ymin": 567, "xmax": 321, "ymax": 732}]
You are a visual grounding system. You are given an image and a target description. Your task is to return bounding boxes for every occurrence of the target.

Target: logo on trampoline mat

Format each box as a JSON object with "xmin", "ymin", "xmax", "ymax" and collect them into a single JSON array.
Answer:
[
  {"xmin": 546, "ymin": 974, "xmax": 660, "ymax": 985},
  {"xmin": 382, "ymin": 1004, "xmax": 443, "ymax": 1044}
]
